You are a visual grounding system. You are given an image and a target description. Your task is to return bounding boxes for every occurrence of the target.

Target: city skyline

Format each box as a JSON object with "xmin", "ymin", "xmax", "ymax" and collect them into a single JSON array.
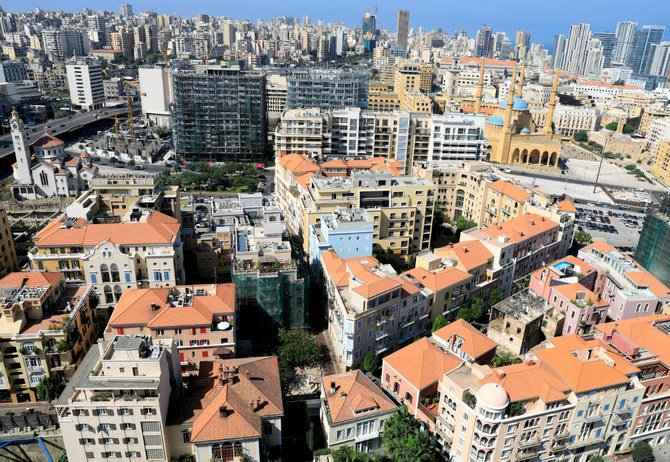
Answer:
[{"xmin": 3, "ymin": 0, "xmax": 669, "ymax": 46}]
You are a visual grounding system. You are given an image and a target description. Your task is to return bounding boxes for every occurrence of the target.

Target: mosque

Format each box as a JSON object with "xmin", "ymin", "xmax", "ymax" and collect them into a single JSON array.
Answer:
[{"xmin": 475, "ymin": 64, "xmax": 562, "ymax": 168}]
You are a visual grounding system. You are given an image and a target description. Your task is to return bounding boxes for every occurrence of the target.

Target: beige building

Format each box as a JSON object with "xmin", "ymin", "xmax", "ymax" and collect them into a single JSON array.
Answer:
[
  {"xmin": 56, "ymin": 335, "xmax": 180, "ymax": 462},
  {"xmin": 639, "ymin": 108, "xmax": 670, "ymax": 136},
  {"xmin": 0, "ymin": 272, "xmax": 97, "ymax": 403},
  {"xmin": 652, "ymin": 140, "xmax": 670, "ymax": 185},
  {"xmin": 0, "ymin": 210, "xmax": 18, "ymax": 278},
  {"xmin": 588, "ymin": 130, "xmax": 645, "ymax": 160},
  {"xmin": 29, "ymin": 210, "xmax": 184, "ymax": 315},
  {"xmin": 320, "ymin": 370, "xmax": 397, "ymax": 452}
]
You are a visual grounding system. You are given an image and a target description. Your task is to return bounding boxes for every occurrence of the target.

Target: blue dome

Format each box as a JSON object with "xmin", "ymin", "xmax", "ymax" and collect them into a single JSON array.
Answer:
[
  {"xmin": 487, "ymin": 116, "xmax": 504, "ymax": 126},
  {"xmin": 521, "ymin": 127, "xmax": 530, "ymax": 133},
  {"xmin": 500, "ymin": 97, "xmax": 529, "ymax": 111}
]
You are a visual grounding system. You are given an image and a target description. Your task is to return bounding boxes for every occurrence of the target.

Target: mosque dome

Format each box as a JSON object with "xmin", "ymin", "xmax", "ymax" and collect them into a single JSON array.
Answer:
[
  {"xmin": 487, "ymin": 116, "xmax": 504, "ymax": 126},
  {"xmin": 500, "ymin": 97, "xmax": 529, "ymax": 111},
  {"xmin": 476, "ymin": 383, "xmax": 509, "ymax": 410},
  {"xmin": 521, "ymin": 127, "xmax": 531, "ymax": 133}
]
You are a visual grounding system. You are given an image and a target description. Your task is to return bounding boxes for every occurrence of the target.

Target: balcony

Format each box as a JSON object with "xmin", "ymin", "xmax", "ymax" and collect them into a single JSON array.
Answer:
[
  {"xmin": 518, "ymin": 437, "xmax": 542, "ymax": 449},
  {"xmin": 375, "ymin": 344, "xmax": 388, "ymax": 355},
  {"xmin": 515, "ymin": 449, "xmax": 540, "ymax": 461},
  {"xmin": 568, "ymin": 436, "xmax": 605, "ymax": 449},
  {"xmin": 375, "ymin": 332, "xmax": 389, "ymax": 341},
  {"xmin": 583, "ymin": 411, "xmax": 602, "ymax": 423},
  {"xmin": 355, "ymin": 431, "xmax": 379, "ymax": 443}
]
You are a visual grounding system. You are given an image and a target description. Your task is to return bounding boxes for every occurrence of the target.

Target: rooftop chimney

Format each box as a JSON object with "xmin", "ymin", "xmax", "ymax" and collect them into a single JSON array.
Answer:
[
  {"xmin": 495, "ymin": 370, "xmax": 506, "ymax": 379},
  {"xmin": 219, "ymin": 405, "xmax": 228, "ymax": 418},
  {"xmin": 330, "ymin": 381, "xmax": 336, "ymax": 395}
]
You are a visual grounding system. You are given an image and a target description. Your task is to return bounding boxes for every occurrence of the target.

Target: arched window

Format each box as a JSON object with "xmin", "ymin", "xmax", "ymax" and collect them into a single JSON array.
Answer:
[
  {"xmin": 110, "ymin": 264, "xmax": 120, "ymax": 282},
  {"xmin": 114, "ymin": 285, "xmax": 123, "ymax": 302},
  {"xmin": 39, "ymin": 171, "xmax": 49, "ymax": 186},
  {"xmin": 104, "ymin": 286, "xmax": 114, "ymax": 304},
  {"xmin": 100, "ymin": 264, "xmax": 110, "ymax": 282}
]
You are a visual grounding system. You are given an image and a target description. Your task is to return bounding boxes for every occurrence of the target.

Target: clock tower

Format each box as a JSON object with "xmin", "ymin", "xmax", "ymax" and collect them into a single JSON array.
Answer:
[{"xmin": 10, "ymin": 107, "xmax": 32, "ymax": 185}]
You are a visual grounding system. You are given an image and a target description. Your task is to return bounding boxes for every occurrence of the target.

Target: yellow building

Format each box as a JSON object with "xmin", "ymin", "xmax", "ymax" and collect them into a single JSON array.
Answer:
[
  {"xmin": 0, "ymin": 210, "xmax": 18, "ymax": 278},
  {"xmin": 481, "ymin": 180, "xmax": 531, "ymax": 226},
  {"xmin": 0, "ymin": 272, "xmax": 97, "ymax": 402},
  {"xmin": 652, "ymin": 140, "xmax": 670, "ymax": 186},
  {"xmin": 480, "ymin": 65, "xmax": 562, "ymax": 168}
]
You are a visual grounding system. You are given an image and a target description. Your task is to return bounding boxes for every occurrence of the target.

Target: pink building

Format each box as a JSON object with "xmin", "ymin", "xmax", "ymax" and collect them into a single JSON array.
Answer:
[
  {"xmin": 530, "ymin": 255, "xmax": 608, "ymax": 335},
  {"xmin": 578, "ymin": 241, "xmax": 670, "ymax": 321}
]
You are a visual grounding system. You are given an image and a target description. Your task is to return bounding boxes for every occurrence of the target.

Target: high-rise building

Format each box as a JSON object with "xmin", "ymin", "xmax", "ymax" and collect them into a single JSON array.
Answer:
[
  {"xmin": 396, "ymin": 9, "xmax": 410, "ymax": 50},
  {"xmin": 613, "ymin": 20, "xmax": 638, "ymax": 64},
  {"xmin": 42, "ymin": 29, "xmax": 89, "ymax": 61},
  {"xmin": 552, "ymin": 34, "xmax": 566, "ymax": 69},
  {"xmin": 475, "ymin": 25, "xmax": 494, "ymax": 58},
  {"xmin": 139, "ymin": 66, "xmax": 172, "ymax": 127},
  {"xmin": 628, "ymin": 25, "xmax": 666, "ymax": 74},
  {"xmin": 171, "ymin": 64, "xmax": 267, "ymax": 162},
  {"xmin": 592, "ymin": 31, "xmax": 616, "ymax": 67},
  {"xmin": 286, "ymin": 69, "xmax": 369, "ymax": 111},
  {"xmin": 66, "ymin": 61, "xmax": 105, "ymax": 111},
  {"xmin": 636, "ymin": 197, "xmax": 670, "ymax": 287},
  {"xmin": 515, "ymin": 29, "xmax": 531, "ymax": 59},
  {"xmin": 562, "ymin": 23, "xmax": 591, "ymax": 74},
  {"xmin": 119, "ymin": 3, "xmax": 133, "ymax": 17},
  {"xmin": 650, "ymin": 41, "xmax": 670, "ymax": 76},
  {"xmin": 362, "ymin": 11, "xmax": 377, "ymax": 52}
]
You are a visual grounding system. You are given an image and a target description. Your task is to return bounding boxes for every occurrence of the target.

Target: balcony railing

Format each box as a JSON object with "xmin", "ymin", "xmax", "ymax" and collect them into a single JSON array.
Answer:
[{"xmin": 518, "ymin": 437, "xmax": 542, "ymax": 449}]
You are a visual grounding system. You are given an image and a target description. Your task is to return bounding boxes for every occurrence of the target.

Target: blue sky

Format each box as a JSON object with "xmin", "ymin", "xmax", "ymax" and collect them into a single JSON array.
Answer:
[{"xmin": 3, "ymin": 0, "xmax": 669, "ymax": 46}]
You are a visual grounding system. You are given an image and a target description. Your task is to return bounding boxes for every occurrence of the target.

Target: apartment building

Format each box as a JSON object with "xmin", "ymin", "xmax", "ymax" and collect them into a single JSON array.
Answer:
[
  {"xmin": 436, "ymin": 333, "xmax": 645, "ymax": 462},
  {"xmin": 321, "ymin": 250, "xmax": 430, "ymax": 368},
  {"xmin": 380, "ymin": 320, "xmax": 496, "ymax": 431},
  {"xmin": 308, "ymin": 207, "xmax": 374, "ymax": 267},
  {"xmin": 105, "ymin": 284, "xmax": 236, "ymax": 372},
  {"xmin": 274, "ymin": 108, "xmax": 485, "ymax": 165},
  {"xmin": 57, "ymin": 336, "xmax": 180, "ymax": 462},
  {"xmin": 596, "ymin": 315, "xmax": 670, "ymax": 446},
  {"xmin": 320, "ymin": 370, "xmax": 397, "ymax": 453},
  {"xmin": 167, "ymin": 356, "xmax": 284, "ymax": 462},
  {"xmin": 652, "ymin": 140, "xmax": 670, "ymax": 185},
  {"xmin": 66, "ymin": 61, "xmax": 105, "ymax": 111},
  {"xmin": 286, "ymin": 69, "xmax": 369, "ymax": 110},
  {"xmin": 530, "ymin": 105, "xmax": 600, "ymax": 137},
  {"xmin": 460, "ymin": 213, "xmax": 568, "ymax": 296},
  {"xmin": 29, "ymin": 210, "xmax": 184, "ymax": 313},
  {"xmin": 0, "ymin": 272, "xmax": 96, "ymax": 403},
  {"xmin": 0, "ymin": 210, "xmax": 18, "ymax": 278},
  {"xmin": 481, "ymin": 180, "xmax": 531, "ymax": 227},
  {"xmin": 578, "ymin": 241, "xmax": 670, "ymax": 318}
]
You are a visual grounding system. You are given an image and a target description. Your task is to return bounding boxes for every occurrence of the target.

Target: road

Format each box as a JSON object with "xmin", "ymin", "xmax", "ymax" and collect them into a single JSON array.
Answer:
[{"xmin": 0, "ymin": 105, "xmax": 133, "ymax": 161}]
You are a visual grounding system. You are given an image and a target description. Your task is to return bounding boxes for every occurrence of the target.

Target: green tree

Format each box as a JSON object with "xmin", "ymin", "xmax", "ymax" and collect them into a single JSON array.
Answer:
[
  {"xmin": 631, "ymin": 441, "xmax": 655, "ymax": 462},
  {"xmin": 457, "ymin": 298, "xmax": 485, "ymax": 323},
  {"xmin": 456, "ymin": 216, "xmax": 477, "ymax": 233},
  {"xmin": 573, "ymin": 131, "xmax": 588, "ymax": 142},
  {"xmin": 277, "ymin": 328, "xmax": 320, "ymax": 390},
  {"xmin": 331, "ymin": 446, "xmax": 373, "ymax": 462},
  {"xmin": 36, "ymin": 375, "xmax": 58, "ymax": 402},
  {"xmin": 59, "ymin": 451, "xmax": 68, "ymax": 462},
  {"xmin": 432, "ymin": 314, "xmax": 448, "ymax": 332},
  {"xmin": 382, "ymin": 406, "xmax": 433, "ymax": 461},
  {"xmin": 588, "ymin": 456, "xmax": 605, "ymax": 462},
  {"xmin": 361, "ymin": 352, "xmax": 381, "ymax": 376},
  {"xmin": 574, "ymin": 231, "xmax": 592, "ymax": 244},
  {"xmin": 488, "ymin": 288, "xmax": 503, "ymax": 307},
  {"xmin": 492, "ymin": 352, "xmax": 522, "ymax": 367}
]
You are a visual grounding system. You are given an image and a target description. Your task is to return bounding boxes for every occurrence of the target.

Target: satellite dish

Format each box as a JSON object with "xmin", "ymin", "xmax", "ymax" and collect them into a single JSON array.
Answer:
[{"xmin": 217, "ymin": 321, "xmax": 230, "ymax": 331}]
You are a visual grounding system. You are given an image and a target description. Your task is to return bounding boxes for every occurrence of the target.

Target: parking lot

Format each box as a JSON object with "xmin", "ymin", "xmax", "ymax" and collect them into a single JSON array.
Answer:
[{"xmin": 575, "ymin": 204, "xmax": 645, "ymax": 248}]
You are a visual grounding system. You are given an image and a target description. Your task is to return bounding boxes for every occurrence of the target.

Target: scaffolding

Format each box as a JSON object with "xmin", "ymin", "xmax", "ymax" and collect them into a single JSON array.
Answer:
[{"xmin": 233, "ymin": 265, "xmax": 308, "ymax": 329}]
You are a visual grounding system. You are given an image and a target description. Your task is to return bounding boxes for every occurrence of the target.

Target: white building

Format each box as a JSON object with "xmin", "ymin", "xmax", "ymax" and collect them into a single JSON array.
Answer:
[
  {"xmin": 66, "ymin": 61, "xmax": 104, "ymax": 111},
  {"xmin": 139, "ymin": 66, "xmax": 172, "ymax": 127}
]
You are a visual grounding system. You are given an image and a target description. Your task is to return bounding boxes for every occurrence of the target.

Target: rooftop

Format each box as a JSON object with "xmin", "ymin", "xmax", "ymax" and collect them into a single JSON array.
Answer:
[{"xmin": 490, "ymin": 290, "xmax": 548, "ymax": 323}]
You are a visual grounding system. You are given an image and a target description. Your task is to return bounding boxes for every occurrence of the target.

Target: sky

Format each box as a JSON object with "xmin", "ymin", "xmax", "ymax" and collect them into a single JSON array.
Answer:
[{"xmin": 3, "ymin": 0, "xmax": 670, "ymax": 46}]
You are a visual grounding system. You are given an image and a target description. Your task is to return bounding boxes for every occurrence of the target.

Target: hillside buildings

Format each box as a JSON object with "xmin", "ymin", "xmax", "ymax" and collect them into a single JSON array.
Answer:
[{"xmin": 0, "ymin": 210, "xmax": 18, "ymax": 278}]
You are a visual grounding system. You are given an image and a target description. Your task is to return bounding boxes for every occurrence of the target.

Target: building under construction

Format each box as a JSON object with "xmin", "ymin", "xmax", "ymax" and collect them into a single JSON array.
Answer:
[{"xmin": 171, "ymin": 64, "xmax": 267, "ymax": 162}]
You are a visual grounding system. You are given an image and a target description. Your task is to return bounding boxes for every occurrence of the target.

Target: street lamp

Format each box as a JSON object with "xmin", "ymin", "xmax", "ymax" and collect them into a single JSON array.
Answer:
[{"xmin": 593, "ymin": 152, "xmax": 605, "ymax": 194}]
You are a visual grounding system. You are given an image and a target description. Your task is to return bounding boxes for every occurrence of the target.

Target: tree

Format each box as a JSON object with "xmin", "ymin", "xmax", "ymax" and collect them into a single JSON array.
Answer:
[
  {"xmin": 492, "ymin": 352, "xmax": 522, "ymax": 367},
  {"xmin": 59, "ymin": 451, "xmax": 68, "ymax": 462},
  {"xmin": 631, "ymin": 441, "xmax": 655, "ymax": 462},
  {"xmin": 127, "ymin": 160, "xmax": 136, "ymax": 167},
  {"xmin": 277, "ymin": 328, "xmax": 320, "ymax": 389},
  {"xmin": 455, "ymin": 216, "xmax": 477, "ymax": 233},
  {"xmin": 382, "ymin": 406, "xmax": 433, "ymax": 461},
  {"xmin": 488, "ymin": 288, "xmax": 503, "ymax": 307},
  {"xmin": 574, "ymin": 131, "xmax": 588, "ymax": 142},
  {"xmin": 331, "ymin": 446, "xmax": 374, "ymax": 462},
  {"xmin": 457, "ymin": 298, "xmax": 485, "ymax": 323},
  {"xmin": 574, "ymin": 231, "xmax": 592, "ymax": 244},
  {"xmin": 432, "ymin": 314, "xmax": 448, "ymax": 332},
  {"xmin": 36, "ymin": 375, "xmax": 58, "ymax": 402},
  {"xmin": 588, "ymin": 456, "xmax": 605, "ymax": 462},
  {"xmin": 361, "ymin": 352, "xmax": 381, "ymax": 376}
]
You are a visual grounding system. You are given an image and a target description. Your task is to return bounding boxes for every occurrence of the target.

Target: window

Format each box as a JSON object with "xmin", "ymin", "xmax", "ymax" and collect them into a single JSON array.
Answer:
[
  {"xmin": 182, "ymin": 432, "xmax": 191, "ymax": 443},
  {"xmin": 203, "ymin": 351, "xmax": 209, "ymax": 358},
  {"xmin": 100, "ymin": 423, "xmax": 113, "ymax": 431},
  {"xmin": 120, "ymin": 408, "xmax": 130, "ymax": 415},
  {"xmin": 200, "ymin": 327, "xmax": 207, "ymax": 334}
]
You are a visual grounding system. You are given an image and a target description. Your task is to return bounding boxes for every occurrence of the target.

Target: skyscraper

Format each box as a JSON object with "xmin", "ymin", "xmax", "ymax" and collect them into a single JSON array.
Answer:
[
  {"xmin": 613, "ymin": 21, "xmax": 638, "ymax": 65},
  {"xmin": 650, "ymin": 41, "xmax": 670, "ymax": 76},
  {"xmin": 362, "ymin": 11, "xmax": 377, "ymax": 53},
  {"xmin": 396, "ymin": 9, "xmax": 410, "ymax": 50},
  {"xmin": 592, "ymin": 32, "xmax": 616, "ymax": 67},
  {"xmin": 635, "ymin": 198, "xmax": 670, "ymax": 288},
  {"xmin": 515, "ymin": 29, "xmax": 531, "ymax": 59},
  {"xmin": 119, "ymin": 3, "xmax": 133, "ymax": 17},
  {"xmin": 475, "ymin": 25, "xmax": 493, "ymax": 58},
  {"xmin": 562, "ymin": 23, "xmax": 591, "ymax": 74},
  {"xmin": 553, "ymin": 34, "xmax": 566, "ymax": 69},
  {"xmin": 286, "ymin": 69, "xmax": 369, "ymax": 110},
  {"xmin": 628, "ymin": 25, "xmax": 666, "ymax": 74}
]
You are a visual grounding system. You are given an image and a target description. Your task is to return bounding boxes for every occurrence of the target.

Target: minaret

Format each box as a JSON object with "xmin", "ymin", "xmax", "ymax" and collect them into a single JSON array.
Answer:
[
  {"xmin": 474, "ymin": 62, "xmax": 485, "ymax": 114},
  {"xmin": 503, "ymin": 66, "xmax": 518, "ymax": 129},
  {"xmin": 543, "ymin": 69, "xmax": 559, "ymax": 135},
  {"xmin": 516, "ymin": 62, "xmax": 525, "ymax": 98},
  {"xmin": 10, "ymin": 108, "xmax": 32, "ymax": 185}
]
